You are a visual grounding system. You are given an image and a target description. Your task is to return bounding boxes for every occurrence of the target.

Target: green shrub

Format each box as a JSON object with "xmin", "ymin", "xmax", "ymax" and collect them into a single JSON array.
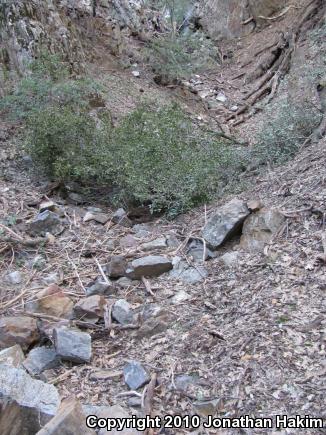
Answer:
[{"xmin": 253, "ymin": 98, "xmax": 322, "ymax": 166}]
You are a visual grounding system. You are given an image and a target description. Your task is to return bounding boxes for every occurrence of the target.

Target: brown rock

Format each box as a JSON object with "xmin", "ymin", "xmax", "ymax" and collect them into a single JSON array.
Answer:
[
  {"xmin": 0, "ymin": 317, "xmax": 40, "ymax": 351},
  {"xmin": 26, "ymin": 284, "xmax": 73, "ymax": 319},
  {"xmin": 36, "ymin": 396, "xmax": 95, "ymax": 435},
  {"xmin": 240, "ymin": 208, "xmax": 285, "ymax": 251},
  {"xmin": 89, "ymin": 370, "xmax": 122, "ymax": 381},
  {"xmin": 73, "ymin": 295, "xmax": 106, "ymax": 322},
  {"xmin": 83, "ymin": 212, "xmax": 109, "ymax": 225},
  {"xmin": 106, "ymin": 256, "xmax": 127, "ymax": 278}
]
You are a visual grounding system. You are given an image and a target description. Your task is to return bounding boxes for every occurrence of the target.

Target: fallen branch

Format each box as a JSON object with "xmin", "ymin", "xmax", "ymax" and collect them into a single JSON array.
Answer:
[
  {"xmin": 141, "ymin": 276, "xmax": 157, "ymax": 299},
  {"xmin": 143, "ymin": 373, "xmax": 157, "ymax": 435}
]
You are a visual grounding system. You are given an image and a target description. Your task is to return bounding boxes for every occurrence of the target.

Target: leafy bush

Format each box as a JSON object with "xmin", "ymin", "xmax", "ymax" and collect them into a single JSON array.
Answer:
[{"xmin": 253, "ymin": 97, "xmax": 322, "ymax": 166}]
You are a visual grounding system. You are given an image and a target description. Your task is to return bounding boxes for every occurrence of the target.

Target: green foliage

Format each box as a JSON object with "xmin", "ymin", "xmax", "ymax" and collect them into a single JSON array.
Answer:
[
  {"xmin": 0, "ymin": 51, "xmax": 101, "ymax": 120},
  {"xmin": 112, "ymin": 103, "xmax": 242, "ymax": 216},
  {"xmin": 253, "ymin": 97, "xmax": 322, "ymax": 166}
]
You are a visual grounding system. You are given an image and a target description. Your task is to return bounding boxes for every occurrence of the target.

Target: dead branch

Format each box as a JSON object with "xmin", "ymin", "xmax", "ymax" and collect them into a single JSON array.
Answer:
[{"xmin": 143, "ymin": 373, "xmax": 157, "ymax": 435}]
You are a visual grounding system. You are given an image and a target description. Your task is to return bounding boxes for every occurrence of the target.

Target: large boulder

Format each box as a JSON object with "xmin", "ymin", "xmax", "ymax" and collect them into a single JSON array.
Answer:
[
  {"xmin": 240, "ymin": 207, "xmax": 285, "ymax": 251},
  {"xmin": 0, "ymin": 364, "xmax": 60, "ymax": 434},
  {"xmin": 202, "ymin": 199, "xmax": 250, "ymax": 249}
]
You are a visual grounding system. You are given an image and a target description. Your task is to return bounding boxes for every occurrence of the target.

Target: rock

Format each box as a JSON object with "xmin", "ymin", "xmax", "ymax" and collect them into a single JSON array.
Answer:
[
  {"xmin": 26, "ymin": 254, "xmax": 47, "ymax": 270},
  {"xmin": 135, "ymin": 316, "xmax": 169, "ymax": 339},
  {"xmin": 53, "ymin": 328, "xmax": 92, "ymax": 364},
  {"xmin": 106, "ymin": 239, "xmax": 119, "ymax": 250},
  {"xmin": 23, "ymin": 346, "xmax": 60, "ymax": 376},
  {"xmin": 29, "ymin": 210, "xmax": 65, "ymax": 236},
  {"xmin": 107, "ymin": 256, "xmax": 128, "ymax": 278},
  {"xmin": 133, "ymin": 223, "xmax": 151, "ymax": 239},
  {"xmin": 132, "ymin": 70, "xmax": 140, "ymax": 77},
  {"xmin": 0, "ymin": 316, "xmax": 40, "ymax": 351},
  {"xmin": 36, "ymin": 396, "xmax": 96, "ymax": 435},
  {"xmin": 68, "ymin": 192, "xmax": 85, "ymax": 204},
  {"xmin": 85, "ymin": 279, "xmax": 115, "ymax": 297},
  {"xmin": 0, "ymin": 345, "xmax": 25, "ymax": 368},
  {"xmin": 202, "ymin": 199, "xmax": 250, "ymax": 249},
  {"xmin": 140, "ymin": 304, "xmax": 163, "ymax": 321},
  {"xmin": 220, "ymin": 251, "xmax": 239, "ymax": 267},
  {"xmin": 89, "ymin": 369, "xmax": 122, "ymax": 381},
  {"xmin": 174, "ymin": 374, "xmax": 198, "ymax": 392},
  {"xmin": 240, "ymin": 208, "xmax": 285, "ymax": 251},
  {"xmin": 127, "ymin": 396, "xmax": 142, "ymax": 408},
  {"xmin": 0, "ymin": 364, "xmax": 60, "ymax": 434},
  {"xmin": 112, "ymin": 299, "xmax": 134, "ymax": 325},
  {"xmin": 247, "ymin": 199, "xmax": 264, "ymax": 212},
  {"xmin": 186, "ymin": 239, "xmax": 215, "ymax": 262},
  {"xmin": 42, "ymin": 272, "xmax": 60, "ymax": 286},
  {"xmin": 116, "ymin": 277, "xmax": 134, "ymax": 288},
  {"xmin": 216, "ymin": 91, "xmax": 227, "ymax": 102},
  {"xmin": 123, "ymin": 361, "xmax": 150, "ymax": 390},
  {"xmin": 6, "ymin": 271, "xmax": 23, "ymax": 285},
  {"xmin": 83, "ymin": 212, "xmax": 109, "ymax": 224},
  {"xmin": 169, "ymin": 257, "xmax": 208, "ymax": 284},
  {"xmin": 193, "ymin": 398, "xmax": 219, "ymax": 417},
  {"xmin": 166, "ymin": 234, "xmax": 179, "ymax": 248},
  {"xmin": 25, "ymin": 284, "xmax": 73, "ymax": 319},
  {"xmin": 141, "ymin": 237, "xmax": 167, "ymax": 251},
  {"xmin": 73, "ymin": 295, "xmax": 106, "ymax": 322},
  {"xmin": 112, "ymin": 208, "xmax": 132, "ymax": 228},
  {"xmin": 126, "ymin": 255, "xmax": 173, "ymax": 279},
  {"xmin": 171, "ymin": 290, "xmax": 190, "ymax": 304},
  {"xmin": 120, "ymin": 234, "xmax": 138, "ymax": 249},
  {"xmin": 39, "ymin": 200, "xmax": 57, "ymax": 213}
]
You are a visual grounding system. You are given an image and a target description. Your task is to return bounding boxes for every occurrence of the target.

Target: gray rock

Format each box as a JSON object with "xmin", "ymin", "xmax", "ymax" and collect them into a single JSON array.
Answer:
[
  {"xmin": 36, "ymin": 396, "xmax": 96, "ymax": 435},
  {"xmin": 106, "ymin": 256, "xmax": 127, "ymax": 278},
  {"xmin": 135, "ymin": 316, "xmax": 169, "ymax": 339},
  {"xmin": 112, "ymin": 299, "xmax": 134, "ymax": 325},
  {"xmin": 186, "ymin": 239, "xmax": 215, "ymax": 262},
  {"xmin": 73, "ymin": 295, "xmax": 105, "ymax": 322},
  {"xmin": 0, "ymin": 363, "xmax": 60, "ymax": 434},
  {"xmin": 29, "ymin": 210, "xmax": 66, "ymax": 236},
  {"xmin": 86, "ymin": 279, "xmax": 115, "ymax": 297},
  {"xmin": 0, "ymin": 345, "xmax": 25, "ymax": 368},
  {"xmin": 42, "ymin": 272, "xmax": 60, "ymax": 286},
  {"xmin": 123, "ymin": 361, "xmax": 150, "ymax": 390},
  {"xmin": 133, "ymin": 223, "xmax": 151, "ymax": 239},
  {"xmin": 171, "ymin": 290, "xmax": 190, "ymax": 304},
  {"xmin": 90, "ymin": 404, "xmax": 142, "ymax": 435},
  {"xmin": 220, "ymin": 251, "xmax": 239, "ymax": 267},
  {"xmin": 126, "ymin": 255, "xmax": 172, "ymax": 279},
  {"xmin": 202, "ymin": 199, "xmax": 250, "ymax": 249},
  {"xmin": 174, "ymin": 374, "xmax": 198, "ymax": 392},
  {"xmin": 127, "ymin": 396, "xmax": 142, "ymax": 408},
  {"xmin": 141, "ymin": 237, "xmax": 167, "ymax": 251},
  {"xmin": 23, "ymin": 346, "xmax": 60, "ymax": 376},
  {"xmin": 83, "ymin": 211, "xmax": 109, "ymax": 225},
  {"xmin": 240, "ymin": 207, "xmax": 286, "ymax": 251},
  {"xmin": 169, "ymin": 257, "xmax": 208, "ymax": 284},
  {"xmin": 6, "ymin": 271, "xmax": 22, "ymax": 285},
  {"xmin": 53, "ymin": 328, "xmax": 92, "ymax": 364},
  {"xmin": 116, "ymin": 277, "xmax": 134, "ymax": 288},
  {"xmin": 112, "ymin": 208, "xmax": 132, "ymax": 228}
]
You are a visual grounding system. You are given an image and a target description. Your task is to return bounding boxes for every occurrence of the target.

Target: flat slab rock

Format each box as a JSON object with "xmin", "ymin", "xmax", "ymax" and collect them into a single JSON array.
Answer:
[
  {"xmin": 202, "ymin": 198, "xmax": 250, "ymax": 249},
  {"xmin": 126, "ymin": 255, "xmax": 172, "ymax": 279},
  {"xmin": 25, "ymin": 284, "xmax": 74, "ymax": 319},
  {"xmin": 23, "ymin": 346, "xmax": 60, "ymax": 376},
  {"xmin": 53, "ymin": 328, "xmax": 92, "ymax": 364},
  {"xmin": 123, "ymin": 360, "xmax": 150, "ymax": 390},
  {"xmin": 0, "ymin": 363, "xmax": 60, "ymax": 434},
  {"xmin": 0, "ymin": 345, "xmax": 25, "ymax": 368},
  {"xmin": 112, "ymin": 299, "xmax": 134, "ymax": 325}
]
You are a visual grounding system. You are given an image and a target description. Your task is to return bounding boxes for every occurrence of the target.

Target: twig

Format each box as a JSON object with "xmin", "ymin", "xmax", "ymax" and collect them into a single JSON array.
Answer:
[
  {"xmin": 143, "ymin": 373, "xmax": 157, "ymax": 428},
  {"xmin": 67, "ymin": 252, "xmax": 86, "ymax": 293},
  {"xmin": 0, "ymin": 273, "xmax": 37, "ymax": 310},
  {"xmin": 22, "ymin": 311, "xmax": 103, "ymax": 329},
  {"xmin": 95, "ymin": 258, "xmax": 110, "ymax": 284},
  {"xmin": 141, "ymin": 276, "xmax": 156, "ymax": 299}
]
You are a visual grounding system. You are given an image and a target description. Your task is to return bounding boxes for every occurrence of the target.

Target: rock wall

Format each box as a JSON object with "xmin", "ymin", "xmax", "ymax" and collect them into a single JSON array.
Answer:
[{"xmin": 199, "ymin": 0, "xmax": 287, "ymax": 40}]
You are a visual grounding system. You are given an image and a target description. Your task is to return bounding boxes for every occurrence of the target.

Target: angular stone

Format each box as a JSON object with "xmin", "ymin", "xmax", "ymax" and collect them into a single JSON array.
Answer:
[
  {"xmin": 240, "ymin": 208, "xmax": 285, "ymax": 251},
  {"xmin": 126, "ymin": 256, "xmax": 172, "ymax": 279},
  {"xmin": 36, "ymin": 396, "xmax": 96, "ymax": 435},
  {"xmin": 135, "ymin": 316, "xmax": 169, "ymax": 340},
  {"xmin": 202, "ymin": 199, "xmax": 250, "ymax": 249},
  {"xmin": 90, "ymin": 405, "xmax": 142, "ymax": 435},
  {"xmin": 6, "ymin": 271, "xmax": 22, "ymax": 285},
  {"xmin": 83, "ymin": 212, "xmax": 109, "ymax": 225},
  {"xmin": 123, "ymin": 361, "xmax": 150, "ymax": 390},
  {"xmin": 53, "ymin": 328, "xmax": 92, "ymax": 364},
  {"xmin": 169, "ymin": 257, "xmax": 208, "ymax": 284},
  {"xmin": 0, "ymin": 364, "xmax": 60, "ymax": 434},
  {"xmin": 89, "ymin": 370, "xmax": 122, "ymax": 381},
  {"xmin": 29, "ymin": 210, "xmax": 65, "ymax": 236},
  {"xmin": 112, "ymin": 299, "xmax": 134, "ymax": 325},
  {"xmin": 0, "ymin": 345, "xmax": 25, "ymax": 368},
  {"xmin": 112, "ymin": 208, "xmax": 132, "ymax": 228},
  {"xmin": 171, "ymin": 290, "xmax": 190, "ymax": 304},
  {"xmin": 120, "ymin": 235, "xmax": 138, "ymax": 249},
  {"xmin": 141, "ymin": 237, "xmax": 167, "ymax": 252},
  {"xmin": 116, "ymin": 277, "xmax": 134, "ymax": 288},
  {"xmin": 85, "ymin": 279, "xmax": 115, "ymax": 297},
  {"xmin": 25, "ymin": 284, "xmax": 73, "ymax": 319},
  {"xmin": 73, "ymin": 295, "xmax": 106, "ymax": 322},
  {"xmin": 247, "ymin": 199, "xmax": 264, "ymax": 212},
  {"xmin": 23, "ymin": 346, "xmax": 60, "ymax": 376},
  {"xmin": 186, "ymin": 239, "xmax": 215, "ymax": 262},
  {"xmin": 39, "ymin": 200, "xmax": 56, "ymax": 213},
  {"xmin": 106, "ymin": 256, "xmax": 127, "ymax": 278},
  {"xmin": 0, "ymin": 316, "xmax": 40, "ymax": 351},
  {"xmin": 193, "ymin": 398, "xmax": 219, "ymax": 417},
  {"xmin": 220, "ymin": 251, "xmax": 239, "ymax": 267}
]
